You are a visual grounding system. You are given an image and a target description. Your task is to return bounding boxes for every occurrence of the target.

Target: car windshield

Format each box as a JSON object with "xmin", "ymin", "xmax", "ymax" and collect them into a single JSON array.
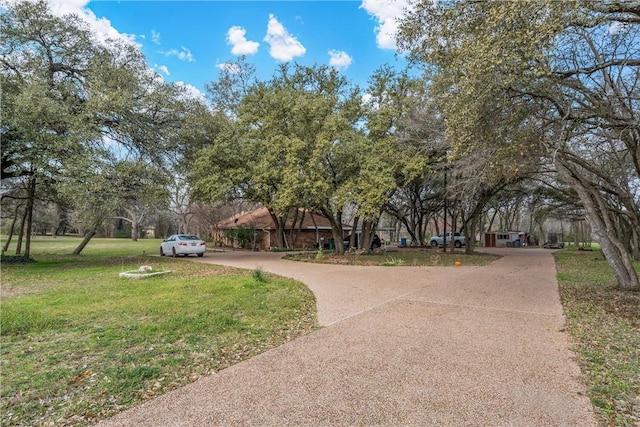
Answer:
[{"xmin": 179, "ymin": 235, "xmax": 200, "ymax": 241}]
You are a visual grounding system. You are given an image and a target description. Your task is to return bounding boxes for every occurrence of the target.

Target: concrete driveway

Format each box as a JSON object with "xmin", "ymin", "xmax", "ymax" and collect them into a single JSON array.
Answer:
[{"xmin": 97, "ymin": 248, "xmax": 597, "ymax": 426}]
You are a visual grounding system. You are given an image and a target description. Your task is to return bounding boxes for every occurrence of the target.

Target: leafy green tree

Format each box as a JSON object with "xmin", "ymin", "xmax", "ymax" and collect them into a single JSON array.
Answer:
[
  {"xmin": 194, "ymin": 63, "xmax": 364, "ymax": 253},
  {"xmin": 367, "ymin": 71, "xmax": 447, "ymax": 247},
  {"xmin": 1, "ymin": 0, "xmax": 101, "ymax": 257},
  {"xmin": 1, "ymin": 1, "xmax": 196, "ymax": 255},
  {"xmin": 355, "ymin": 65, "xmax": 423, "ymax": 248},
  {"xmin": 397, "ymin": 0, "xmax": 640, "ymax": 290}
]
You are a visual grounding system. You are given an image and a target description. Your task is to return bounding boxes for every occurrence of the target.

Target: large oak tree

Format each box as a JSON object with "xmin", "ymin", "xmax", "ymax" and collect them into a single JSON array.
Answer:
[{"xmin": 397, "ymin": 0, "xmax": 639, "ymax": 290}]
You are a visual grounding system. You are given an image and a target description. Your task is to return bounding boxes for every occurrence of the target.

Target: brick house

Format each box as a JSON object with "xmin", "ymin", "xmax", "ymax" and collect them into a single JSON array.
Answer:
[{"xmin": 214, "ymin": 207, "xmax": 346, "ymax": 250}]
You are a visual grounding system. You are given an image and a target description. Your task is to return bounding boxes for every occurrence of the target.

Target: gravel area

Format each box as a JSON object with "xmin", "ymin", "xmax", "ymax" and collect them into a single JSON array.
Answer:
[{"xmin": 97, "ymin": 248, "xmax": 597, "ymax": 426}]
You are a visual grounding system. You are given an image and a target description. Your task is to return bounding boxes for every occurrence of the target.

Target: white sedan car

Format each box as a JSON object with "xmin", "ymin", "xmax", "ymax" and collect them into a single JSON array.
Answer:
[{"xmin": 160, "ymin": 234, "xmax": 206, "ymax": 257}]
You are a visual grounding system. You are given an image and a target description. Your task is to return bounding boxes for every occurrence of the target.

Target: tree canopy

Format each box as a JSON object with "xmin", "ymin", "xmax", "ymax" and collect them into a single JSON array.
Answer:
[
  {"xmin": 397, "ymin": 0, "xmax": 640, "ymax": 289},
  {"xmin": 1, "ymin": 0, "xmax": 200, "ymax": 255},
  {"xmin": 3, "ymin": 0, "xmax": 638, "ymax": 291}
]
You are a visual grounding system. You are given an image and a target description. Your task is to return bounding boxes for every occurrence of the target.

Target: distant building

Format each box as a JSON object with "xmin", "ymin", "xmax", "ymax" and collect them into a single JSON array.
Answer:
[{"xmin": 483, "ymin": 231, "xmax": 528, "ymax": 247}]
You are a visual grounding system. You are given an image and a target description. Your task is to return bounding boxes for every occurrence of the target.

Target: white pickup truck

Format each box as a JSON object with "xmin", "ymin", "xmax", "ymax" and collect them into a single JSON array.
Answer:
[{"xmin": 429, "ymin": 232, "xmax": 466, "ymax": 248}]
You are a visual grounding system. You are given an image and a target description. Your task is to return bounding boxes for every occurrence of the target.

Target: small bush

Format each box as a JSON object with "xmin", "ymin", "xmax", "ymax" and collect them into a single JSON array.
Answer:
[{"xmin": 0, "ymin": 255, "xmax": 35, "ymax": 264}]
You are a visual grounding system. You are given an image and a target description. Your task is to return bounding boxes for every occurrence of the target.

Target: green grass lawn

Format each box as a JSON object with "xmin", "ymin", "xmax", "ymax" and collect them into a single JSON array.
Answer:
[
  {"xmin": 554, "ymin": 250, "xmax": 640, "ymax": 427},
  {"xmin": 2, "ymin": 237, "xmax": 638, "ymax": 426},
  {"xmin": 1, "ymin": 236, "xmax": 317, "ymax": 426}
]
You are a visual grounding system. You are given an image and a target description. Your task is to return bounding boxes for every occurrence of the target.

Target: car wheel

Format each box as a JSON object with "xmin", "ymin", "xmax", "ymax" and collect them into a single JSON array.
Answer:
[
  {"xmin": 430, "ymin": 240, "xmax": 438, "ymax": 247},
  {"xmin": 197, "ymin": 253, "xmax": 204, "ymax": 257},
  {"xmin": 455, "ymin": 240, "xmax": 462, "ymax": 248},
  {"xmin": 160, "ymin": 247, "xmax": 165, "ymax": 256},
  {"xmin": 171, "ymin": 247, "xmax": 177, "ymax": 257}
]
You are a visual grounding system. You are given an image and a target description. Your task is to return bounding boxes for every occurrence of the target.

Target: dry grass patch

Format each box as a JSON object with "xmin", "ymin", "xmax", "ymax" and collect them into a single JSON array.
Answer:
[{"xmin": 555, "ymin": 250, "xmax": 640, "ymax": 427}]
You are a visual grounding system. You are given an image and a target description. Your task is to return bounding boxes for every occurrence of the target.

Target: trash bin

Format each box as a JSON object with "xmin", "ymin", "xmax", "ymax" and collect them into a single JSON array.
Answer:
[
  {"xmin": 400, "ymin": 238, "xmax": 407, "ymax": 247},
  {"xmin": 506, "ymin": 241, "xmax": 513, "ymax": 247}
]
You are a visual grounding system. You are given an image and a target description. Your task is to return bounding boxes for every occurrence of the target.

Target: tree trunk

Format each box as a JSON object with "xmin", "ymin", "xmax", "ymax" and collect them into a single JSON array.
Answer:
[
  {"xmin": 464, "ymin": 220, "xmax": 477, "ymax": 254},
  {"xmin": 294, "ymin": 210, "xmax": 305, "ymax": 249},
  {"xmin": 73, "ymin": 229, "xmax": 97, "ymax": 255},
  {"xmin": 15, "ymin": 205, "xmax": 28, "ymax": 255},
  {"xmin": 398, "ymin": 215, "xmax": 419, "ymax": 246},
  {"xmin": 592, "ymin": 224, "xmax": 639, "ymax": 291},
  {"xmin": 319, "ymin": 207, "xmax": 345, "ymax": 255},
  {"xmin": 131, "ymin": 219, "xmax": 138, "ymax": 242},
  {"xmin": 288, "ymin": 208, "xmax": 302, "ymax": 248},
  {"xmin": 330, "ymin": 225, "xmax": 345, "ymax": 254},
  {"xmin": 267, "ymin": 209, "xmax": 285, "ymax": 248},
  {"xmin": 350, "ymin": 215, "xmax": 359, "ymax": 249},
  {"xmin": 2, "ymin": 204, "xmax": 22, "ymax": 255},
  {"xmin": 561, "ymin": 161, "xmax": 640, "ymax": 290},
  {"xmin": 23, "ymin": 175, "xmax": 36, "ymax": 258},
  {"xmin": 449, "ymin": 211, "xmax": 457, "ymax": 252},
  {"xmin": 361, "ymin": 219, "xmax": 373, "ymax": 251}
]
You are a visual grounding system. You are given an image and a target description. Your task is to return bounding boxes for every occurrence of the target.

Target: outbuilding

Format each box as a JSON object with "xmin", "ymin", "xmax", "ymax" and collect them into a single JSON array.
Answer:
[{"xmin": 483, "ymin": 231, "xmax": 527, "ymax": 248}]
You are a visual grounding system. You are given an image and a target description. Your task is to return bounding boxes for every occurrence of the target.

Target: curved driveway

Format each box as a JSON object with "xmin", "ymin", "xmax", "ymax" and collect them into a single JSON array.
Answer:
[{"xmin": 98, "ymin": 248, "xmax": 597, "ymax": 426}]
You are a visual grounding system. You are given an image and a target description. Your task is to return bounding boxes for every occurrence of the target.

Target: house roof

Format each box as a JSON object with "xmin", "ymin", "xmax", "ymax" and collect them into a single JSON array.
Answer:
[{"xmin": 218, "ymin": 207, "xmax": 342, "ymax": 230}]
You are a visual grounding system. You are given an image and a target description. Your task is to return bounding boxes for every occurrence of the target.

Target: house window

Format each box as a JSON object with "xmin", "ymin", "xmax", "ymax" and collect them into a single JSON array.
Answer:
[{"xmin": 497, "ymin": 234, "xmax": 509, "ymax": 240}]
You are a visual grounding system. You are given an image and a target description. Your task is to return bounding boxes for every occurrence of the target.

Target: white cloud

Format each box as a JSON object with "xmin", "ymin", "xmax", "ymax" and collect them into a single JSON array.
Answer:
[
  {"xmin": 227, "ymin": 26, "xmax": 260, "ymax": 56},
  {"xmin": 328, "ymin": 50, "xmax": 352, "ymax": 70},
  {"xmin": 44, "ymin": 0, "xmax": 137, "ymax": 46},
  {"xmin": 359, "ymin": 0, "xmax": 410, "ymax": 50},
  {"xmin": 175, "ymin": 81, "xmax": 207, "ymax": 104},
  {"xmin": 361, "ymin": 93, "xmax": 374, "ymax": 105},
  {"xmin": 156, "ymin": 64, "xmax": 170, "ymax": 76},
  {"xmin": 151, "ymin": 30, "xmax": 161, "ymax": 45},
  {"xmin": 263, "ymin": 14, "xmax": 306, "ymax": 62},
  {"xmin": 164, "ymin": 47, "xmax": 195, "ymax": 62}
]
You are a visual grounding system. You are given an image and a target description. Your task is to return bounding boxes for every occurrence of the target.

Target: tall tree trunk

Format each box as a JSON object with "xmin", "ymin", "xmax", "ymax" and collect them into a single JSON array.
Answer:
[
  {"xmin": 267, "ymin": 209, "xmax": 285, "ymax": 248},
  {"xmin": 330, "ymin": 225, "xmax": 345, "ymax": 254},
  {"xmin": 23, "ymin": 175, "xmax": 36, "ymax": 258},
  {"xmin": 561, "ymin": 161, "xmax": 640, "ymax": 290},
  {"xmin": 131, "ymin": 221, "xmax": 138, "ymax": 242},
  {"xmin": 289, "ymin": 208, "xmax": 299, "ymax": 248},
  {"xmin": 349, "ymin": 215, "xmax": 359, "ymax": 249},
  {"xmin": 361, "ymin": 219, "xmax": 373, "ymax": 251},
  {"xmin": 15, "ymin": 204, "xmax": 28, "ymax": 255},
  {"xmin": 449, "ymin": 210, "xmax": 457, "ymax": 252},
  {"xmin": 2, "ymin": 204, "xmax": 22, "ymax": 255},
  {"xmin": 294, "ymin": 210, "xmax": 305, "ymax": 249},
  {"xmin": 463, "ymin": 190, "xmax": 496, "ymax": 254},
  {"xmin": 73, "ymin": 229, "xmax": 97, "ymax": 255},
  {"xmin": 465, "ymin": 221, "xmax": 477, "ymax": 254},
  {"xmin": 319, "ymin": 207, "xmax": 345, "ymax": 254}
]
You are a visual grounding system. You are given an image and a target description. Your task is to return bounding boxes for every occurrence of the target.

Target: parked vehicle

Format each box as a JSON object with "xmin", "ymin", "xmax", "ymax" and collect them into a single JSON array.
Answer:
[
  {"xmin": 430, "ymin": 232, "xmax": 466, "ymax": 248},
  {"xmin": 160, "ymin": 234, "xmax": 206, "ymax": 257}
]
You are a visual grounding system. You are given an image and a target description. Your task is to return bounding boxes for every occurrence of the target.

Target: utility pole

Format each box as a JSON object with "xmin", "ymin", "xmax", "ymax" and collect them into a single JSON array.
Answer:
[{"xmin": 443, "ymin": 168, "xmax": 447, "ymax": 253}]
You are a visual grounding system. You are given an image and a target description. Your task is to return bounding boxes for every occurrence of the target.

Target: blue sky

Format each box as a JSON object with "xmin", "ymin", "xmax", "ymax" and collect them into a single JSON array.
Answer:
[{"xmin": 54, "ymin": 1, "xmax": 411, "ymax": 99}]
